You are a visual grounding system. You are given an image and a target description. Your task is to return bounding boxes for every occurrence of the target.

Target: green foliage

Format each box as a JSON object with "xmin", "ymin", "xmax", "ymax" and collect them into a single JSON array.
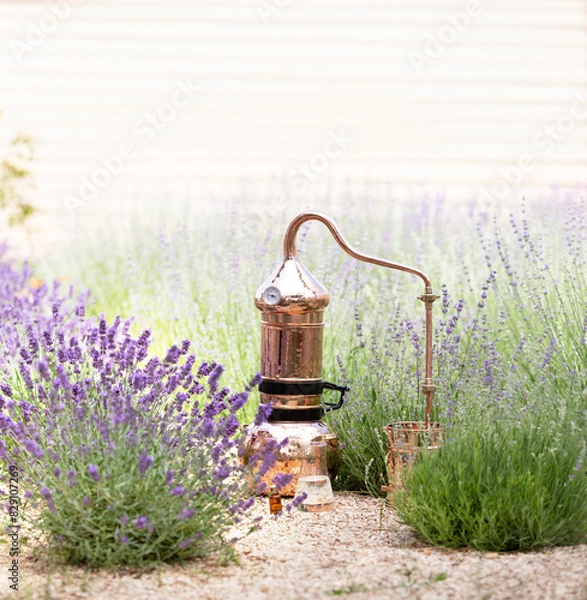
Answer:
[
  {"xmin": 33, "ymin": 431, "xmax": 240, "ymax": 568},
  {"xmin": 0, "ymin": 121, "xmax": 36, "ymax": 225},
  {"xmin": 392, "ymin": 397, "xmax": 587, "ymax": 551}
]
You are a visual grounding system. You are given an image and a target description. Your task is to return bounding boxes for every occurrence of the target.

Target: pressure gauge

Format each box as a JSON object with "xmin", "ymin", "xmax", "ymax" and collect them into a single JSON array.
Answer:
[{"xmin": 263, "ymin": 285, "xmax": 282, "ymax": 306}]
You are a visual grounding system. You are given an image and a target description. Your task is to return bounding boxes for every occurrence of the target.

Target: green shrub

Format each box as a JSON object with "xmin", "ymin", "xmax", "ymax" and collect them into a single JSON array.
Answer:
[{"xmin": 392, "ymin": 407, "xmax": 587, "ymax": 551}]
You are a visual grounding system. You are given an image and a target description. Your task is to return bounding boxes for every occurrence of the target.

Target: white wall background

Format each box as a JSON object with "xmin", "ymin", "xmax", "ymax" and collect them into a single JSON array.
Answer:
[{"xmin": 0, "ymin": 0, "xmax": 586, "ymax": 221}]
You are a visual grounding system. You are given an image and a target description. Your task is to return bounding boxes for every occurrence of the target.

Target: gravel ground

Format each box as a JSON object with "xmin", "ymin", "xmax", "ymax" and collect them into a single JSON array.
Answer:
[{"xmin": 12, "ymin": 493, "xmax": 587, "ymax": 600}]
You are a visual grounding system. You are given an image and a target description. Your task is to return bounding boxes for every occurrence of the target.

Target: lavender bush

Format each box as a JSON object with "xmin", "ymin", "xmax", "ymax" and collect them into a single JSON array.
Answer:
[
  {"xmin": 0, "ymin": 243, "xmax": 88, "ymax": 374},
  {"xmin": 0, "ymin": 305, "xmax": 285, "ymax": 567}
]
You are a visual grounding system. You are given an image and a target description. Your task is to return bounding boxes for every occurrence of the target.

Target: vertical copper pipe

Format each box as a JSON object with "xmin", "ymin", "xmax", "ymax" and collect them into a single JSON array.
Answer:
[{"xmin": 283, "ymin": 211, "xmax": 439, "ymax": 425}]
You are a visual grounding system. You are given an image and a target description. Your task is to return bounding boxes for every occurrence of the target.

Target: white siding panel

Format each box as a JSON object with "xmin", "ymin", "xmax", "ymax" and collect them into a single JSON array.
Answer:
[{"xmin": 0, "ymin": 0, "xmax": 585, "ymax": 212}]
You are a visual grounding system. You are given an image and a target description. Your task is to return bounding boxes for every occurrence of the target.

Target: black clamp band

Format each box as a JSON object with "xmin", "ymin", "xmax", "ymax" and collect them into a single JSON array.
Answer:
[
  {"xmin": 259, "ymin": 379, "xmax": 349, "ymax": 413},
  {"xmin": 259, "ymin": 380, "xmax": 324, "ymax": 396},
  {"xmin": 268, "ymin": 407, "xmax": 324, "ymax": 421}
]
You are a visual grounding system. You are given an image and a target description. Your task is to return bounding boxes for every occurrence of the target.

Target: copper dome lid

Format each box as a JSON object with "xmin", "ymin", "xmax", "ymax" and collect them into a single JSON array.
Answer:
[{"xmin": 254, "ymin": 256, "xmax": 329, "ymax": 314}]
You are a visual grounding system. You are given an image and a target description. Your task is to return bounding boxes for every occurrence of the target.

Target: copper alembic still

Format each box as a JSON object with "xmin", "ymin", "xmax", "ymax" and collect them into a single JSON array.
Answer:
[{"xmin": 242, "ymin": 211, "xmax": 440, "ymax": 498}]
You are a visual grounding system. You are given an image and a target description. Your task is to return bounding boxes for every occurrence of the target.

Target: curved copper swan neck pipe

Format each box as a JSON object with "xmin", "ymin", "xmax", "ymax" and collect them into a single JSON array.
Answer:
[
  {"xmin": 284, "ymin": 211, "xmax": 432, "ymax": 287},
  {"xmin": 283, "ymin": 211, "xmax": 438, "ymax": 425}
]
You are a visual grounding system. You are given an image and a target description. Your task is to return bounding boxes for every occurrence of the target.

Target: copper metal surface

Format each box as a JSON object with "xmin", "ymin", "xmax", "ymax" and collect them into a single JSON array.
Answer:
[
  {"xmin": 256, "ymin": 254, "xmax": 330, "ymax": 382},
  {"xmin": 255, "ymin": 255, "xmax": 330, "ymax": 315},
  {"xmin": 242, "ymin": 421, "xmax": 342, "ymax": 497},
  {"xmin": 282, "ymin": 211, "xmax": 439, "ymax": 425},
  {"xmin": 260, "ymin": 319, "xmax": 324, "ymax": 381},
  {"xmin": 245, "ymin": 223, "xmax": 341, "ymax": 493},
  {"xmin": 260, "ymin": 393, "xmax": 323, "ymax": 409}
]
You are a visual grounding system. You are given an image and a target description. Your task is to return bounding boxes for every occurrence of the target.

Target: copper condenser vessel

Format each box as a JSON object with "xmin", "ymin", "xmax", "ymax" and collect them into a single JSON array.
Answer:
[{"xmin": 243, "ymin": 211, "xmax": 438, "ymax": 497}]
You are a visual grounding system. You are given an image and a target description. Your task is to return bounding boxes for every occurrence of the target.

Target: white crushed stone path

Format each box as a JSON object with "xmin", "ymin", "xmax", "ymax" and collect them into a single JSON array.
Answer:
[{"xmin": 17, "ymin": 493, "xmax": 587, "ymax": 600}]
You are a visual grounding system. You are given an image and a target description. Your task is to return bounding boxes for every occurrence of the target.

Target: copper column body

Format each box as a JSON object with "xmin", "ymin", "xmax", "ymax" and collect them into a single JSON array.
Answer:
[
  {"xmin": 255, "ymin": 256, "xmax": 330, "ymax": 411},
  {"xmin": 283, "ymin": 211, "xmax": 439, "ymax": 425}
]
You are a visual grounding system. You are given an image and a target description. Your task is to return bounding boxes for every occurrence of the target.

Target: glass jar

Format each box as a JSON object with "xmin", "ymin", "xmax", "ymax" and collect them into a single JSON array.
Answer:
[{"xmin": 294, "ymin": 441, "xmax": 334, "ymax": 512}]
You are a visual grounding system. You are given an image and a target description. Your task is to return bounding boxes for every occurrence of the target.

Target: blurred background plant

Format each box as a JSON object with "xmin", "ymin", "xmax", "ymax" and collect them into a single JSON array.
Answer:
[
  {"xmin": 0, "ymin": 242, "xmax": 87, "ymax": 376},
  {"xmin": 0, "ymin": 111, "xmax": 35, "ymax": 226}
]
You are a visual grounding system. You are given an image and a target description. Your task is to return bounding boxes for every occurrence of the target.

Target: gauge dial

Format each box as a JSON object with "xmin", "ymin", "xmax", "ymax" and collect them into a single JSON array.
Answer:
[{"xmin": 262, "ymin": 285, "xmax": 282, "ymax": 306}]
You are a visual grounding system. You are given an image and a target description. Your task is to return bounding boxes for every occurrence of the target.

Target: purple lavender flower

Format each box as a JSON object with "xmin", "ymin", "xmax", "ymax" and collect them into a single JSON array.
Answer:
[
  {"xmin": 67, "ymin": 470, "xmax": 77, "ymax": 486},
  {"xmin": 213, "ymin": 464, "xmax": 231, "ymax": 481},
  {"xmin": 138, "ymin": 451, "xmax": 154, "ymax": 476},
  {"xmin": 272, "ymin": 472, "xmax": 294, "ymax": 490},
  {"xmin": 165, "ymin": 469, "xmax": 175, "ymax": 486},
  {"xmin": 245, "ymin": 372, "xmax": 262, "ymax": 392},
  {"xmin": 99, "ymin": 318, "xmax": 107, "ymax": 336},
  {"xmin": 40, "ymin": 486, "xmax": 57, "ymax": 513},
  {"xmin": 228, "ymin": 392, "xmax": 248, "ymax": 413},
  {"xmin": 196, "ymin": 362, "xmax": 213, "ymax": 377},
  {"xmin": 286, "ymin": 492, "xmax": 307, "ymax": 512},
  {"xmin": 133, "ymin": 516, "xmax": 148, "ymax": 530},
  {"xmin": 178, "ymin": 533, "xmax": 202, "ymax": 549},
  {"xmin": 0, "ymin": 266, "xmax": 282, "ymax": 565},
  {"xmin": 24, "ymin": 438, "xmax": 44, "ymax": 458},
  {"xmin": 178, "ymin": 508, "xmax": 196, "ymax": 520},
  {"xmin": 52, "ymin": 302, "xmax": 60, "ymax": 324},
  {"xmin": 88, "ymin": 464, "xmax": 101, "ymax": 482},
  {"xmin": 222, "ymin": 414, "xmax": 239, "ymax": 437},
  {"xmin": 164, "ymin": 345, "xmax": 180, "ymax": 364},
  {"xmin": 254, "ymin": 403, "xmax": 273, "ymax": 426},
  {"xmin": 199, "ymin": 418, "xmax": 215, "ymax": 437},
  {"xmin": 207, "ymin": 363, "xmax": 224, "ymax": 394}
]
